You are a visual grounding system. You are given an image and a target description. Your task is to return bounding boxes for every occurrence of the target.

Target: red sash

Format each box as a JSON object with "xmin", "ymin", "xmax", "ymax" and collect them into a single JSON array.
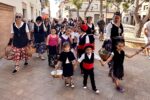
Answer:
[{"xmin": 83, "ymin": 62, "xmax": 94, "ymax": 70}]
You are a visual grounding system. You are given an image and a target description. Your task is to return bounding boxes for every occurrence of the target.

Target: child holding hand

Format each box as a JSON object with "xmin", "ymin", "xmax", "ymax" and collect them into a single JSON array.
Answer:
[
  {"xmin": 104, "ymin": 39, "xmax": 140, "ymax": 93},
  {"xmin": 55, "ymin": 42, "xmax": 76, "ymax": 88},
  {"xmin": 78, "ymin": 44, "xmax": 105, "ymax": 94}
]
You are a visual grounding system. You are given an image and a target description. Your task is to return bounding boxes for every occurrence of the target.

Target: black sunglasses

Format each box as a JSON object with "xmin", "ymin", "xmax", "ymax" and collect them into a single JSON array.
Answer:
[{"xmin": 16, "ymin": 16, "xmax": 21, "ymax": 18}]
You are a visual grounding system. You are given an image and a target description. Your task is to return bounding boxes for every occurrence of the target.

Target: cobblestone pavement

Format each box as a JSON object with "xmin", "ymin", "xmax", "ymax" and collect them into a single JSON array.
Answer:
[{"xmin": 0, "ymin": 37, "xmax": 150, "ymax": 100}]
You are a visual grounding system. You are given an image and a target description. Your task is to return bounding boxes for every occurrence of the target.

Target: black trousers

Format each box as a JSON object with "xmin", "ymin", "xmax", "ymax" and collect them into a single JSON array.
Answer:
[
  {"xmin": 83, "ymin": 68, "xmax": 96, "ymax": 91},
  {"xmin": 48, "ymin": 46, "xmax": 58, "ymax": 66},
  {"xmin": 78, "ymin": 49, "xmax": 84, "ymax": 73}
]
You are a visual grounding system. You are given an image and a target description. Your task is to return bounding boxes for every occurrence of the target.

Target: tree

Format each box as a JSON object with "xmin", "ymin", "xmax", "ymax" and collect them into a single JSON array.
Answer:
[
  {"xmin": 108, "ymin": 0, "xmax": 150, "ymax": 37},
  {"xmin": 45, "ymin": 0, "xmax": 50, "ymax": 7},
  {"xmin": 69, "ymin": 0, "xmax": 83, "ymax": 19},
  {"xmin": 100, "ymin": 0, "xmax": 103, "ymax": 18},
  {"xmin": 84, "ymin": 0, "xmax": 94, "ymax": 17},
  {"xmin": 132, "ymin": 0, "xmax": 150, "ymax": 37}
]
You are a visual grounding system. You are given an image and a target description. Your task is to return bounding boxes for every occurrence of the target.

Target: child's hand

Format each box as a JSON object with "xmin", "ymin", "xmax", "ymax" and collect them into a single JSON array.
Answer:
[
  {"xmin": 55, "ymin": 65, "xmax": 59, "ymax": 70},
  {"xmin": 102, "ymin": 61, "xmax": 107, "ymax": 66}
]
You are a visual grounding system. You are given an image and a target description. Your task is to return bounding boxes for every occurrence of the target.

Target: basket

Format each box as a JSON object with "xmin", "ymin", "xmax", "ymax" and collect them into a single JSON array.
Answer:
[
  {"xmin": 51, "ymin": 70, "xmax": 63, "ymax": 78},
  {"xmin": 26, "ymin": 45, "xmax": 36, "ymax": 57},
  {"xmin": 4, "ymin": 46, "xmax": 14, "ymax": 60},
  {"xmin": 99, "ymin": 49, "xmax": 111, "ymax": 61}
]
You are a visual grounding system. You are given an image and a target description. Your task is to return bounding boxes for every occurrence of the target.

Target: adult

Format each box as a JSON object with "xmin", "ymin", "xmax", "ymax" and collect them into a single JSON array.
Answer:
[
  {"xmin": 52, "ymin": 19, "xmax": 61, "ymax": 33},
  {"xmin": 143, "ymin": 20, "xmax": 150, "ymax": 59},
  {"xmin": 97, "ymin": 15, "xmax": 105, "ymax": 41},
  {"xmin": 28, "ymin": 19, "xmax": 34, "ymax": 40},
  {"xmin": 105, "ymin": 12, "xmax": 124, "ymax": 77},
  {"xmin": 44, "ymin": 18, "xmax": 51, "ymax": 37},
  {"xmin": 8, "ymin": 13, "xmax": 31, "ymax": 73},
  {"xmin": 105, "ymin": 12, "xmax": 124, "ymax": 51},
  {"xmin": 86, "ymin": 16, "xmax": 95, "ymax": 44},
  {"xmin": 33, "ymin": 16, "xmax": 47, "ymax": 60}
]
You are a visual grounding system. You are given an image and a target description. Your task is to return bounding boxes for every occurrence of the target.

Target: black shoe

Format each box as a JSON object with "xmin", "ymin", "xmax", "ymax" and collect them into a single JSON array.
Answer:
[
  {"xmin": 116, "ymin": 86, "xmax": 125, "ymax": 93},
  {"xmin": 12, "ymin": 69, "xmax": 17, "ymax": 73},
  {"xmin": 24, "ymin": 62, "xmax": 28, "ymax": 66}
]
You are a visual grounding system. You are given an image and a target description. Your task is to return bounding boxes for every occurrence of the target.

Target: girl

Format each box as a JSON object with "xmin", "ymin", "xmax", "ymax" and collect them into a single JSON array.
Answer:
[
  {"xmin": 78, "ymin": 44, "xmax": 105, "ymax": 94},
  {"xmin": 60, "ymin": 27, "xmax": 73, "ymax": 50},
  {"xmin": 86, "ymin": 16, "xmax": 95, "ymax": 44},
  {"xmin": 71, "ymin": 27, "xmax": 80, "ymax": 58},
  {"xmin": 55, "ymin": 42, "xmax": 76, "ymax": 88},
  {"xmin": 105, "ymin": 39, "xmax": 139, "ymax": 93},
  {"xmin": 46, "ymin": 28, "xmax": 59, "ymax": 67},
  {"xmin": 33, "ymin": 16, "xmax": 47, "ymax": 60}
]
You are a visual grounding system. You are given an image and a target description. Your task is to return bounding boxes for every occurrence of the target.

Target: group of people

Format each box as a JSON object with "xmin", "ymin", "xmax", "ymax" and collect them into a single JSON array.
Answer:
[{"xmin": 7, "ymin": 12, "xmax": 145, "ymax": 94}]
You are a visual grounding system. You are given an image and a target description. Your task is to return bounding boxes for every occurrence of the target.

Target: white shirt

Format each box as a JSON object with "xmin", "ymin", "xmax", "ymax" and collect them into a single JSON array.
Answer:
[
  {"xmin": 61, "ymin": 34, "xmax": 70, "ymax": 40},
  {"xmin": 11, "ymin": 22, "xmax": 29, "ymax": 34},
  {"xmin": 105, "ymin": 21, "xmax": 123, "ymax": 40},
  {"xmin": 58, "ymin": 31, "xmax": 64, "ymax": 36},
  {"xmin": 74, "ymin": 32, "xmax": 80, "ymax": 43},
  {"xmin": 33, "ymin": 22, "xmax": 47, "ymax": 32},
  {"xmin": 144, "ymin": 21, "xmax": 150, "ymax": 37},
  {"xmin": 87, "ymin": 23, "xmax": 92, "ymax": 28},
  {"xmin": 78, "ymin": 53, "xmax": 102, "ymax": 63},
  {"xmin": 70, "ymin": 32, "xmax": 75, "ymax": 39}
]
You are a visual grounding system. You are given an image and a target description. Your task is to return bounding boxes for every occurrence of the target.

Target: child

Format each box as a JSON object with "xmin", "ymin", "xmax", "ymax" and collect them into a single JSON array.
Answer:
[
  {"xmin": 77, "ymin": 24, "xmax": 90, "ymax": 74},
  {"xmin": 55, "ymin": 42, "xmax": 76, "ymax": 88},
  {"xmin": 78, "ymin": 44, "xmax": 105, "ymax": 94},
  {"xmin": 60, "ymin": 27, "xmax": 73, "ymax": 50},
  {"xmin": 104, "ymin": 39, "xmax": 139, "ymax": 93},
  {"xmin": 58, "ymin": 26, "xmax": 65, "ymax": 38},
  {"xmin": 46, "ymin": 28, "xmax": 59, "ymax": 67}
]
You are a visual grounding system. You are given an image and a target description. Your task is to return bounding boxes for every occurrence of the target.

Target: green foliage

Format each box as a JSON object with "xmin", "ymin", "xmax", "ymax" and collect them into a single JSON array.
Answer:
[
  {"xmin": 115, "ymin": 0, "xmax": 122, "ymax": 3},
  {"xmin": 122, "ymin": 2, "xmax": 129, "ymax": 11},
  {"xmin": 69, "ymin": 0, "xmax": 83, "ymax": 9},
  {"xmin": 45, "ymin": 0, "xmax": 50, "ymax": 7}
]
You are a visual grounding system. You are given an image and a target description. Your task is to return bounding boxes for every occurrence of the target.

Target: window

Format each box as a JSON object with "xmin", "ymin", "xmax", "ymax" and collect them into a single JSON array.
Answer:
[{"xmin": 144, "ymin": 5, "xmax": 148, "ymax": 11}]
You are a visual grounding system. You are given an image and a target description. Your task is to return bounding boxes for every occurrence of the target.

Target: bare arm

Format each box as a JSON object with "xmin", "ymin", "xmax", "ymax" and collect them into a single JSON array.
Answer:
[
  {"xmin": 55, "ymin": 61, "xmax": 62, "ymax": 70},
  {"xmin": 104, "ymin": 55, "xmax": 113, "ymax": 65},
  {"xmin": 46, "ymin": 35, "xmax": 50, "ymax": 46}
]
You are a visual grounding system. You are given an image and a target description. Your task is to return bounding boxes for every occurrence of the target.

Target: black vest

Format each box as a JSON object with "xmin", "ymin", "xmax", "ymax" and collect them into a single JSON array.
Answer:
[
  {"xmin": 86, "ymin": 24, "xmax": 95, "ymax": 35},
  {"xmin": 34, "ymin": 23, "xmax": 45, "ymax": 43},
  {"xmin": 83, "ymin": 53, "xmax": 94, "ymax": 64},
  {"xmin": 110, "ymin": 23, "xmax": 123, "ymax": 39},
  {"xmin": 13, "ymin": 23, "xmax": 28, "ymax": 48},
  {"xmin": 79, "ymin": 35, "xmax": 86, "ymax": 45}
]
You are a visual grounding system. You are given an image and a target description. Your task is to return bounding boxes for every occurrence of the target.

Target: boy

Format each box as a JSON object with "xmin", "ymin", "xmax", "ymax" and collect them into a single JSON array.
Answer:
[{"xmin": 78, "ymin": 44, "xmax": 105, "ymax": 94}]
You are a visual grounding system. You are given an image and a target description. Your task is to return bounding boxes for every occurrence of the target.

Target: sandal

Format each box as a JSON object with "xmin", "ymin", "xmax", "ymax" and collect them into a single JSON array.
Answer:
[
  {"xmin": 12, "ymin": 65, "xmax": 19, "ymax": 73},
  {"xmin": 40, "ymin": 56, "xmax": 45, "ymax": 60},
  {"xmin": 70, "ymin": 82, "xmax": 75, "ymax": 88}
]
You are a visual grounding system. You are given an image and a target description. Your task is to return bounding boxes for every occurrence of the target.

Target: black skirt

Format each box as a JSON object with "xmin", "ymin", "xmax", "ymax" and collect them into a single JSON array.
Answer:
[
  {"xmin": 113, "ymin": 64, "xmax": 124, "ymax": 80},
  {"xmin": 62, "ymin": 63, "xmax": 74, "ymax": 77}
]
